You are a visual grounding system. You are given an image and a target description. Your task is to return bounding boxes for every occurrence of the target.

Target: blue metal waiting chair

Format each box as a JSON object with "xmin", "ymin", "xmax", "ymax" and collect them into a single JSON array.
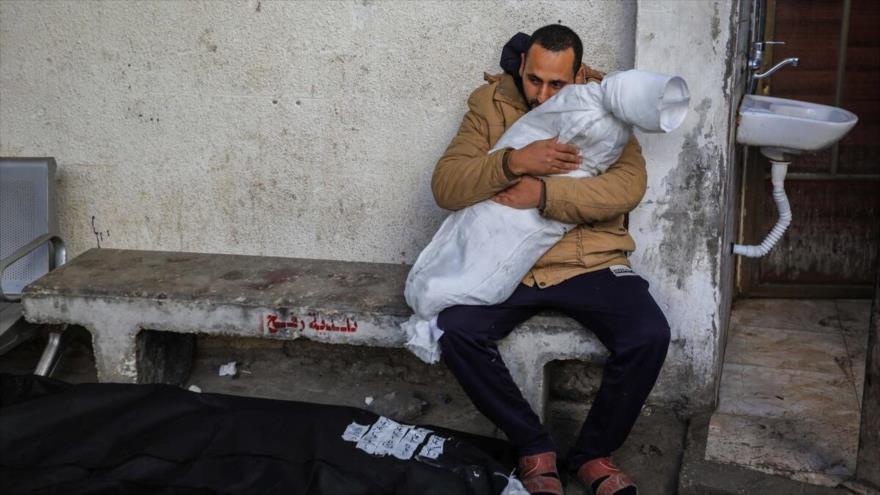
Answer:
[{"xmin": 1, "ymin": 157, "xmax": 68, "ymax": 374}]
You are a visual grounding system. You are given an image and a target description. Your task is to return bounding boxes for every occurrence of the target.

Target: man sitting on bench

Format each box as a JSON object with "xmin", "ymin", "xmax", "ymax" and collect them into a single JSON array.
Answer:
[{"xmin": 430, "ymin": 24, "xmax": 671, "ymax": 495}]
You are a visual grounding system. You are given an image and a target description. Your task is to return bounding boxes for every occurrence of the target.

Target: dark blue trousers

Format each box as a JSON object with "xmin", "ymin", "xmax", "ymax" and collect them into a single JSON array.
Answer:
[{"xmin": 437, "ymin": 267, "xmax": 670, "ymax": 471}]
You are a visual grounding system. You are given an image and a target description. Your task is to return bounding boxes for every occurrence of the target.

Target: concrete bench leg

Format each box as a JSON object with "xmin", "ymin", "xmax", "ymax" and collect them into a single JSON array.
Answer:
[
  {"xmin": 507, "ymin": 357, "xmax": 550, "ymax": 423},
  {"xmin": 86, "ymin": 327, "xmax": 195, "ymax": 385},
  {"xmin": 500, "ymin": 336, "xmax": 551, "ymax": 422},
  {"xmin": 89, "ymin": 325, "xmax": 139, "ymax": 383}
]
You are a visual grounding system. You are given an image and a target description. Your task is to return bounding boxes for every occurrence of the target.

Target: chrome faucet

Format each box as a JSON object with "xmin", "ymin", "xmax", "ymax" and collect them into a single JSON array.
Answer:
[
  {"xmin": 749, "ymin": 41, "xmax": 799, "ymax": 79},
  {"xmin": 749, "ymin": 41, "xmax": 783, "ymax": 70},
  {"xmin": 753, "ymin": 57, "xmax": 799, "ymax": 79}
]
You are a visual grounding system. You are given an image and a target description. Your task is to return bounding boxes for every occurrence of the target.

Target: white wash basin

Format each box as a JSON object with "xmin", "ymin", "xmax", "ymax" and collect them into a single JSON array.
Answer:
[{"xmin": 736, "ymin": 94, "xmax": 857, "ymax": 160}]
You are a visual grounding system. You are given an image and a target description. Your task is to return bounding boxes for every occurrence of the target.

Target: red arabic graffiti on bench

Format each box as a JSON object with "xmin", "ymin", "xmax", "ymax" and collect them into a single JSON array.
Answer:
[{"xmin": 264, "ymin": 313, "xmax": 358, "ymax": 335}]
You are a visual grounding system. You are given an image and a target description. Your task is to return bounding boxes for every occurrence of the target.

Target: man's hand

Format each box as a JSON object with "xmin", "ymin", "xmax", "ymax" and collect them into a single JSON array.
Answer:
[
  {"xmin": 508, "ymin": 136, "xmax": 581, "ymax": 176},
  {"xmin": 492, "ymin": 176, "xmax": 542, "ymax": 209}
]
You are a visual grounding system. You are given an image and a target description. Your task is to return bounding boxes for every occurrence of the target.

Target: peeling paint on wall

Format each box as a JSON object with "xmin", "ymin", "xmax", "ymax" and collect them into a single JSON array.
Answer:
[
  {"xmin": 711, "ymin": 3, "xmax": 722, "ymax": 43},
  {"xmin": 656, "ymin": 97, "xmax": 723, "ymax": 291},
  {"xmin": 631, "ymin": 0, "xmax": 744, "ymax": 411}
]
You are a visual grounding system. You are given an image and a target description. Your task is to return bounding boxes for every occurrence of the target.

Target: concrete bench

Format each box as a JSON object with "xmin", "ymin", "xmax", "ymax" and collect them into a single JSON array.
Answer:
[{"xmin": 22, "ymin": 248, "xmax": 607, "ymax": 419}]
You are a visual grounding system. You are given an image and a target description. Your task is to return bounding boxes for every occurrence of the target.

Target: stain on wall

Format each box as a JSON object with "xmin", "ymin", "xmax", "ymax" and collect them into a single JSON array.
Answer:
[
  {"xmin": 90, "ymin": 215, "xmax": 111, "ymax": 248},
  {"xmin": 656, "ymin": 97, "xmax": 723, "ymax": 291}
]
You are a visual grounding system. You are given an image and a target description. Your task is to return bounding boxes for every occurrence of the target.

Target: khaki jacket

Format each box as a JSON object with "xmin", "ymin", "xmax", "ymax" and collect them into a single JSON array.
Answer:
[{"xmin": 431, "ymin": 70, "xmax": 647, "ymax": 288}]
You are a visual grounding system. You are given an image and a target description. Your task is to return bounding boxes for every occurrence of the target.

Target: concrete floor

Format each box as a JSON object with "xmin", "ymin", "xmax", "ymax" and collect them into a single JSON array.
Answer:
[{"xmin": 704, "ymin": 299, "xmax": 872, "ymax": 487}]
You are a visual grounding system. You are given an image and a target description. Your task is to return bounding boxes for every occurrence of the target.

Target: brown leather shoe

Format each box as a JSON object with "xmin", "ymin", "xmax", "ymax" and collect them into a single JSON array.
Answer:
[
  {"xmin": 576, "ymin": 457, "xmax": 638, "ymax": 495},
  {"xmin": 518, "ymin": 451, "xmax": 562, "ymax": 495}
]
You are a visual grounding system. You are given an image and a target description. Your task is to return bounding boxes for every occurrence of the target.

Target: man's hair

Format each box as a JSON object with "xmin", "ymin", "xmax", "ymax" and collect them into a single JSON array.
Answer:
[{"xmin": 525, "ymin": 24, "xmax": 583, "ymax": 75}]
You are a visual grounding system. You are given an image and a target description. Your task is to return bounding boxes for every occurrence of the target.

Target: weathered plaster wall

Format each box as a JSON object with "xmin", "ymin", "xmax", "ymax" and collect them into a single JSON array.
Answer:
[
  {"xmin": 631, "ymin": 0, "xmax": 746, "ymax": 411},
  {"xmin": 717, "ymin": 0, "xmax": 753, "ymax": 404},
  {"xmin": 0, "ymin": 0, "xmax": 634, "ymax": 261}
]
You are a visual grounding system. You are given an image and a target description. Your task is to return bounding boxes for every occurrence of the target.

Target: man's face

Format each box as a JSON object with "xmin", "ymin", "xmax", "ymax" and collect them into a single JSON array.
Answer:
[{"xmin": 519, "ymin": 44, "xmax": 578, "ymax": 109}]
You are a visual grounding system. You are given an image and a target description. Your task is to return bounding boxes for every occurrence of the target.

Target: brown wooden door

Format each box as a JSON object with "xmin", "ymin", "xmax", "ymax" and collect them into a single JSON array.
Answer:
[{"xmin": 739, "ymin": 0, "xmax": 880, "ymax": 298}]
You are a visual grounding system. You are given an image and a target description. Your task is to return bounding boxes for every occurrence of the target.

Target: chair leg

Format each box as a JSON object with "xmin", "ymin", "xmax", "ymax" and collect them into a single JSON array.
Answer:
[{"xmin": 34, "ymin": 324, "xmax": 68, "ymax": 376}]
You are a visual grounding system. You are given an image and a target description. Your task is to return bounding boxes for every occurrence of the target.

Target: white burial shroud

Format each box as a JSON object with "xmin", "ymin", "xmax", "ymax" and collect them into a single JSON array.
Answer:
[{"xmin": 402, "ymin": 69, "xmax": 690, "ymax": 363}]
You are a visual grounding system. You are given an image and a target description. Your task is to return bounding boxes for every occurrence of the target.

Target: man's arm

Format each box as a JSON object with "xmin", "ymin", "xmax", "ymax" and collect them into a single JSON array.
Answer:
[
  {"xmin": 540, "ymin": 136, "xmax": 647, "ymax": 224},
  {"xmin": 431, "ymin": 93, "xmax": 520, "ymax": 211}
]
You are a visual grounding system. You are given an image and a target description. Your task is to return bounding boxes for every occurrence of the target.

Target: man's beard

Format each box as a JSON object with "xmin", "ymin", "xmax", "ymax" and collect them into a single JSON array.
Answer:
[{"xmin": 528, "ymin": 99, "xmax": 540, "ymax": 109}]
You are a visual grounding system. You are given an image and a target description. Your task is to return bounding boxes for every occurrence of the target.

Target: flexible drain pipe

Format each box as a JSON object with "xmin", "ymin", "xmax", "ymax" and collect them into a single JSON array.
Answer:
[{"xmin": 733, "ymin": 160, "xmax": 791, "ymax": 257}]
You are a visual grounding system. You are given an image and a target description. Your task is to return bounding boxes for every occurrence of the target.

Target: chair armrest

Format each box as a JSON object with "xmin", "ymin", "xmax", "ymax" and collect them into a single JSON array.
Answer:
[{"xmin": 0, "ymin": 234, "xmax": 66, "ymax": 302}]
